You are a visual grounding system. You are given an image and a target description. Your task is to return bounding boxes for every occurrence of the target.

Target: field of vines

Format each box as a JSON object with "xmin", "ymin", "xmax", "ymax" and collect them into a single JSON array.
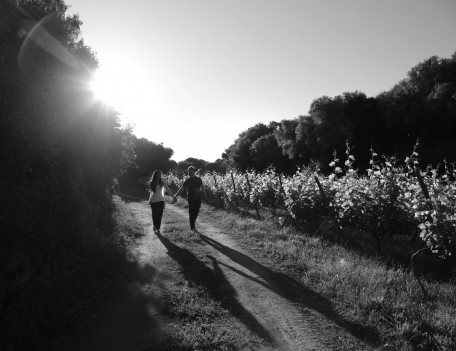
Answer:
[{"xmin": 164, "ymin": 144, "xmax": 456, "ymax": 262}]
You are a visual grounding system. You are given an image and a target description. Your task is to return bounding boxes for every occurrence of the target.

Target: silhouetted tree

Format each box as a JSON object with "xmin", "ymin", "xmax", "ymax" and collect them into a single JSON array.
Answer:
[
  {"xmin": 223, "ymin": 123, "xmax": 274, "ymax": 171},
  {"xmin": 250, "ymin": 133, "xmax": 293, "ymax": 172},
  {"xmin": 174, "ymin": 157, "xmax": 208, "ymax": 175},
  {"xmin": 125, "ymin": 137, "xmax": 175, "ymax": 178},
  {"xmin": 223, "ymin": 51, "xmax": 456, "ymax": 172},
  {"xmin": 204, "ymin": 159, "xmax": 228, "ymax": 174},
  {"xmin": 274, "ymin": 118, "xmax": 309, "ymax": 169}
]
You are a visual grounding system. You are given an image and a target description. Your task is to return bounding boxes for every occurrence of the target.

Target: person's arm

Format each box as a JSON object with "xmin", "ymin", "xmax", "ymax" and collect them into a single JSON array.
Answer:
[
  {"xmin": 163, "ymin": 183, "xmax": 175, "ymax": 198},
  {"xmin": 148, "ymin": 187, "xmax": 154, "ymax": 204},
  {"xmin": 174, "ymin": 181, "xmax": 186, "ymax": 201}
]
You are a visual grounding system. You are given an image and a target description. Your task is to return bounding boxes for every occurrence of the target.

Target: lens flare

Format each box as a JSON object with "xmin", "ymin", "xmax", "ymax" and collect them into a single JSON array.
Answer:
[{"xmin": 89, "ymin": 63, "xmax": 148, "ymax": 111}]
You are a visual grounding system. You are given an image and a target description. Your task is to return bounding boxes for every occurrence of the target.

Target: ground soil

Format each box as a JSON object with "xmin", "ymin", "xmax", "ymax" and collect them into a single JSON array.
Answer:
[{"xmin": 60, "ymin": 197, "xmax": 375, "ymax": 351}]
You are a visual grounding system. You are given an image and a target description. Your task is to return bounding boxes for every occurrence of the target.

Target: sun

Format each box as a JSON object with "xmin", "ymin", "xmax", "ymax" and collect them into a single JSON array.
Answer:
[
  {"xmin": 90, "ymin": 67, "xmax": 127, "ymax": 108},
  {"xmin": 89, "ymin": 62, "xmax": 148, "ymax": 111},
  {"xmin": 90, "ymin": 70, "xmax": 113, "ymax": 106},
  {"xmin": 87, "ymin": 55, "xmax": 161, "ymax": 133}
]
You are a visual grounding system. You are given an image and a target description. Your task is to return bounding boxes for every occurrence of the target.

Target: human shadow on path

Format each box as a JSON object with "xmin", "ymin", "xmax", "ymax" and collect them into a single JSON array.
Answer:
[
  {"xmin": 155, "ymin": 234, "xmax": 275, "ymax": 345},
  {"xmin": 198, "ymin": 233, "xmax": 380, "ymax": 347}
]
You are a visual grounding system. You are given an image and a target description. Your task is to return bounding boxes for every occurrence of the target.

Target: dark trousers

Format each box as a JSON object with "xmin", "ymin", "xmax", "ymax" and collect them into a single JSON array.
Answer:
[
  {"xmin": 150, "ymin": 201, "xmax": 165, "ymax": 229},
  {"xmin": 188, "ymin": 199, "xmax": 201, "ymax": 229}
]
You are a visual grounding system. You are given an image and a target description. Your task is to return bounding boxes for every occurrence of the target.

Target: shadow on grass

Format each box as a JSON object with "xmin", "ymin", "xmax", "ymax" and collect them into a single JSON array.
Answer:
[
  {"xmin": 155, "ymin": 234, "xmax": 275, "ymax": 346},
  {"xmin": 198, "ymin": 233, "xmax": 381, "ymax": 348}
]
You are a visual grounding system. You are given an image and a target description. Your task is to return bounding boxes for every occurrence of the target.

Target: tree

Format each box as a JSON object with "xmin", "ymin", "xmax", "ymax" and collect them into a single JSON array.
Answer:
[
  {"xmin": 224, "ymin": 123, "xmax": 274, "ymax": 171},
  {"xmin": 131, "ymin": 138, "xmax": 175, "ymax": 177},
  {"xmin": 427, "ymin": 82, "xmax": 455, "ymax": 101},
  {"xmin": 250, "ymin": 133, "xmax": 293, "ymax": 172},
  {"xmin": 406, "ymin": 56, "xmax": 447, "ymax": 98},
  {"xmin": 204, "ymin": 159, "xmax": 228, "ymax": 174},
  {"xmin": 274, "ymin": 118, "xmax": 299, "ymax": 159},
  {"xmin": 175, "ymin": 157, "xmax": 208, "ymax": 175},
  {"xmin": 307, "ymin": 95, "xmax": 355, "ymax": 169},
  {"xmin": 295, "ymin": 115, "xmax": 317, "ymax": 162},
  {"xmin": 376, "ymin": 53, "xmax": 456, "ymax": 165}
]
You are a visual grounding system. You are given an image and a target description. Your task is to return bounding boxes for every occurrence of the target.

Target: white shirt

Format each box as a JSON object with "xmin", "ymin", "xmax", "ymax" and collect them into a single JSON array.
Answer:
[{"xmin": 149, "ymin": 185, "xmax": 165, "ymax": 203}]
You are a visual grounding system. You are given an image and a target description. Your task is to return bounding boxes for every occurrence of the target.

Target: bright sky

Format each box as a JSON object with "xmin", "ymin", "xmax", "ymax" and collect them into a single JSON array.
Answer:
[{"xmin": 65, "ymin": 0, "xmax": 456, "ymax": 163}]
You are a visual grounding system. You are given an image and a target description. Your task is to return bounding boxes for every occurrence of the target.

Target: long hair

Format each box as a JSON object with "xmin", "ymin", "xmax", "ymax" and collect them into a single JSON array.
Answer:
[{"xmin": 149, "ymin": 170, "xmax": 163, "ymax": 192}]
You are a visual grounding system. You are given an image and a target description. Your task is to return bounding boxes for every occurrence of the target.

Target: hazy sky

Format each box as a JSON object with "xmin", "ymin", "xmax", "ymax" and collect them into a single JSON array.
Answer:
[{"xmin": 65, "ymin": 0, "xmax": 456, "ymax": 162}]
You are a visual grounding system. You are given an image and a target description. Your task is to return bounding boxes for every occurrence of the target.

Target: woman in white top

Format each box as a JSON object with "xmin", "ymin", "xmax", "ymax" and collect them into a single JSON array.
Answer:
[{"xmin": 148, "ymin": 170, "xmax": 175, "ymax": 235}]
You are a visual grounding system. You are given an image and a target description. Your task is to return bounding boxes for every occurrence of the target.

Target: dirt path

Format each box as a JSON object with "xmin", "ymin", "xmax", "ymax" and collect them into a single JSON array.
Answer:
[
  {"xmin": 66, "ymin": 198, "xmax": 373, "ymax": 350},
  {"xmin": 146, "ymin": 200, "xmax": 372, "ymax": 350},
  {"xmin": 166, "ymin": 204, "xmax": 374, "ymax": 351}
]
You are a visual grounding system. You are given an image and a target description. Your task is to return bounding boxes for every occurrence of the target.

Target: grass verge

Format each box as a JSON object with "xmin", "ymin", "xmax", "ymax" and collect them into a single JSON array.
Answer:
[{"xmin": 163, "ymin": 281, "xmax": 237, "ymax": 351}]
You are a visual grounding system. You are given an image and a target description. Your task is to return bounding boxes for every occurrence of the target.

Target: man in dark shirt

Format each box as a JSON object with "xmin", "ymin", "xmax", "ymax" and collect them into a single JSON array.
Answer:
[{"xmin": 174, "ymin": 166, "xmax": 203, "ymax": 232}]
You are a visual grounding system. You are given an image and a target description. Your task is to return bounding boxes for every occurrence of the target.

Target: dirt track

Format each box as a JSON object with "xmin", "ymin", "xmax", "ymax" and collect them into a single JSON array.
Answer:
[
  {"xmin": 137, "ymin": 200, "xmax": 373, "ymax": 350},
  {"xmin": 64, "ymin": 198, "xmax": 374, "ymax": 350}
]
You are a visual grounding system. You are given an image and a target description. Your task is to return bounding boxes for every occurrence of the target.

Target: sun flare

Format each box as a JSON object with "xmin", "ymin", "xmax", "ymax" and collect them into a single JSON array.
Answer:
[
  {"xmin": 87, "ymin": 55, "xmax": 164, "ymax": 137},
  {"xmin": 90, "ymin": 68, "xmax": 126, "ymax": 108},
  {"xmin": 89, "ymin": 62, "xmax": 149, "ymax": 111}
]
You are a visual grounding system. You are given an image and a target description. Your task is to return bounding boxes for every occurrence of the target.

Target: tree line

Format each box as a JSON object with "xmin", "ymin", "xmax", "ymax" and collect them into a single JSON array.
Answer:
[
  {"xmin": 120, "ymin": 136, "xmax": 228, "ymax": 183},
  {"xmin": 133, "ymin": 51, "xmax": 456, "ymax": 177},
  {"xmin": 222, "ymin": 53, "xmax": 456, "ymax": 173}
]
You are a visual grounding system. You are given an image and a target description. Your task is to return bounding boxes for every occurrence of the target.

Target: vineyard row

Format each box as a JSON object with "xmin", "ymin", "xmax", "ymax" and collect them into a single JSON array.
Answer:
[{"xmin": 164, "ymin": 148, "xmax": 456, "ymax": 259}]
